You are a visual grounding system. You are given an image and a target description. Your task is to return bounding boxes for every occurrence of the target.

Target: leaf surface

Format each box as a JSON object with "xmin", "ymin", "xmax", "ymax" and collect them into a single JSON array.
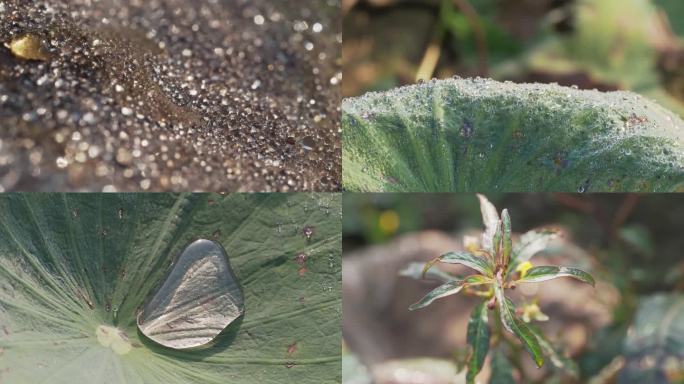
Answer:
[
  {"xmin": 495, "ymin": 286, "xmax": 543, "ymax": 367},
  {"xmin": 516, "ymin": 266, "xmax": 595, "ymax": 287},
  {"xmin": 0, "ymin": 193, "xmax": 341, "ymax": 383},
  {"xmin": 343, "ymin": 78, "xmax": 684, "ymax": 192},
  {"xmin": 466, "ymin": 302, "xmax": 490, "ymax": 384},
  {"xmin": 432, "ymin": 251, "xmax": 494, "ymax": 277},
  {"xmin": 489, "ymin": 348, "xmax": 515, "ymax": 384}
]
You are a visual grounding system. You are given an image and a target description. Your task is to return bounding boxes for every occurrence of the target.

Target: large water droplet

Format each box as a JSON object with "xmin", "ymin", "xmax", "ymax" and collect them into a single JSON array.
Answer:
[
  {"xmin": 137, "ymin": 239, "xmax": 244, "ymax": 349},
  {"xmin": 7, "ymin": 34, "xmax": 50, "ymax": 61}
]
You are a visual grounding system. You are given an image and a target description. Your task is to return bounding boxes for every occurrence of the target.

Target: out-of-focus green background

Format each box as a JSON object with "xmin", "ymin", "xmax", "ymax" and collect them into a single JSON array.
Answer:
[
  {"xmin": 342, "ymin": 194, "xmax": 684, "ymax": 383},
  {"xmin": 343, "ymin": 0, "xmax": 684, "ymax": 117}
]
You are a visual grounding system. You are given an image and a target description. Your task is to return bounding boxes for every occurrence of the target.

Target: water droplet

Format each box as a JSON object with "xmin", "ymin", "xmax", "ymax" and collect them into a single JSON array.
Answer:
[
  {"xmin": 578, "ymin": 179, "xmax": 590, "ymax": 193},
  {"xmin": 300, "ymin": 136, "xmax": 315, "ymax": 151},
  {"xmin": 302, "ymin": 226, "xmax": 314, "ymax": 240},
  {"xmin": 460, "ymin": 119, "xmax": 473, "ymax": 138},
  {"xmin": 7, "ymin": 34, "xmax": 50, "ymax": 61},
  {"xmin": 137, "ymin": 239, "xmax": 244, "ymax": 349}
]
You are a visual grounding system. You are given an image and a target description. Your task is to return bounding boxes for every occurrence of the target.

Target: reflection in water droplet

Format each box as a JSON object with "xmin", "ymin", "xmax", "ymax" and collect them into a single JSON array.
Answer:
[
  {"xmin": 137, "ymin": 239, "xmax": 244, "ymax": 349},
  {"xmin": 300, "ymin": 136, "xmax": 315, "ymax": 151}
]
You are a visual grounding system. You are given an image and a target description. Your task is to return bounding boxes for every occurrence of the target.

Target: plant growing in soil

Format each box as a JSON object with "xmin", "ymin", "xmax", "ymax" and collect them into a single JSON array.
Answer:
[{"xmin": 403, "ymin": 194, "xmax": 595, "ymax": 383}]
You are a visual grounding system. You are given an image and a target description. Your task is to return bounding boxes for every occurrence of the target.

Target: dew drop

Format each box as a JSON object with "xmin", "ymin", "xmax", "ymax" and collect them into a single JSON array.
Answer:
[
  {"xmin": 578, "ymin": 179, "xmax": 590, "ymax": 193},
  {"xmin": 302, "ymin": 226, "xmax": 314, "ymax": 240},
  {"xmin": 300, "ymin": 136, "xmax": 315, "ymax": 151},
  {"xmin": 7, "ymin": 34, "xmax": 49, "ymax": 61},
  {"xmin": 137, "ymin": 239, "xmax": 244, "ymax": 349}
]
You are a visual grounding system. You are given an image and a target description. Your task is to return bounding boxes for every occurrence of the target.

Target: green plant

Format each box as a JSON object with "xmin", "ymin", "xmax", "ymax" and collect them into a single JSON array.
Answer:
[
  {"xmin": 0, "ymin": 193, "xmax": 341, "ymax": 383},
  {"xmin": 403, "ymin": 194, "xmax": 595, "ymax": 383},
  {"xmin": 343, "ymin": 78, "xmax": 684, "ymax": 192}
]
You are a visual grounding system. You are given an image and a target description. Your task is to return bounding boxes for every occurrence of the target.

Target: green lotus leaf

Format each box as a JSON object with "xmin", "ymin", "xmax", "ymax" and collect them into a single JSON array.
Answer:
[
  {"xmin": 0, "ymin": 193, "xmax": 341, "ymax": 383},
  {"xmin": 342, "ymin": 78, "xmax": 684, "ymax": 192}
]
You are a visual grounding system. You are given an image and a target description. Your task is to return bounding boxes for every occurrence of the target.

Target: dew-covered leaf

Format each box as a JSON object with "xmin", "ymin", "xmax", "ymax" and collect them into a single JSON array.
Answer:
[
  {"xmin": 0, "ymin": 0, "xmax": 340, "ymax": 192},
  {"xmin": 466, "ymin": 302, "xmax": 490, "ymax": 384},
  {"xmin": 137, "ymin": 239, "xmax": 244, "ymax": 349},
  {"xmin": 342, "ymin": 78, "xmax": 684, "ymax": 192},
  {"xmin": 0, "ymin": 193, "xmax": 341, "ymax": 383},
  {"xmin": 516, "ymin": 266, "xmax": 595, "ymax": 287},
  {"xmin": 495, "ymin": 286, "xmax": 544, "ymax": 368}
]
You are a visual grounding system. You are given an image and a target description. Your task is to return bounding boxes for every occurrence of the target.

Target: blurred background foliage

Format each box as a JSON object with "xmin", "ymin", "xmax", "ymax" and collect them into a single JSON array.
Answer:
[
  {"xmin": 342, "ymin": 0, "xmax": 684, "ymax": 117},
  {"xmin": 342, "ymin": 194, "xmax": 684, "ymax": 383}
]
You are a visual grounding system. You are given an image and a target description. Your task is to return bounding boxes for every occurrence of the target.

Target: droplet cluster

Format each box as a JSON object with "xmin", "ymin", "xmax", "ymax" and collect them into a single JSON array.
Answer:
[{"xmin": 0, "ymin": 0, "xmax": 341, "ymax": 191}]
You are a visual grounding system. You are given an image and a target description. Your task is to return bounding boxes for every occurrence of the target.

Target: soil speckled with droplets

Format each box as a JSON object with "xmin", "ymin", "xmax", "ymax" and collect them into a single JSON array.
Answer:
[{"xmin": 0, "ymin": 0, "xmax": 341, "ymax": 191}]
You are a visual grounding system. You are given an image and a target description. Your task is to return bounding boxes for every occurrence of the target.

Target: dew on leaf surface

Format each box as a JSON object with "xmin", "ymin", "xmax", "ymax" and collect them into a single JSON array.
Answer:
[
  {"xmin": 137, "ymin": 239, "xmax": 244, "ymax": 349},
  {"xmin": 0, "ymin": 0, "xmax": 340, "ymax": 192}
]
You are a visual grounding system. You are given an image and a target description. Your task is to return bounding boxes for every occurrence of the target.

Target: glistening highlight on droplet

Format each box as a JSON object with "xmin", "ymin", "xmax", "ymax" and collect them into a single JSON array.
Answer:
[{"xmin": 137, "ymin": 239, "xmax": 244, "ymax": 349}]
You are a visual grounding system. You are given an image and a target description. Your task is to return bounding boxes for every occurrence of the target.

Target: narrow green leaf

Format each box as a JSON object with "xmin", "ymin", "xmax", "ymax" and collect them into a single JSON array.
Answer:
[
  {"xmin": 495, "ymin": 286, "xmax": 544, "ymax": 367},
  {"xmin": 492, "ymin": 219, "xmax": 503, "ymax": 261},
  {"xmin": 516, "ymin": 266, "xmax": 595, "ymax": 287},
  {"xmin": 477, "ymin": 194, "xmax": 500, "ymax": 253},
  {"xmin": 466, "ymin": 302, "xmax": 490, "ymax": 384},
  {"xmin": 501, "ymin": 209, "xmax": 512, "ymax": 271},
  {"xmin": 511, "ymin": 228, "xmax": 560, "ymax": 265},
  {"xmin": 409, "ymin": 275, "xmax": 493, "ymax": 311},
  {"xmin": 437, "ymin": 251, "xmax": 494, "ymax": 277},
  {"xmin": 489, "ymin": 348, "xmax": 515, "ymax": 384},
  {"xmin": 400, "ymin": 262, "xmax": 460, "ymax": 282},
  {"xmin": 528, "ymin": 325, "xmax": 579, "ymax": 377},
  {"xmin": 409, "ymin": 280, "xmax": 466, "ymax": 310}
]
